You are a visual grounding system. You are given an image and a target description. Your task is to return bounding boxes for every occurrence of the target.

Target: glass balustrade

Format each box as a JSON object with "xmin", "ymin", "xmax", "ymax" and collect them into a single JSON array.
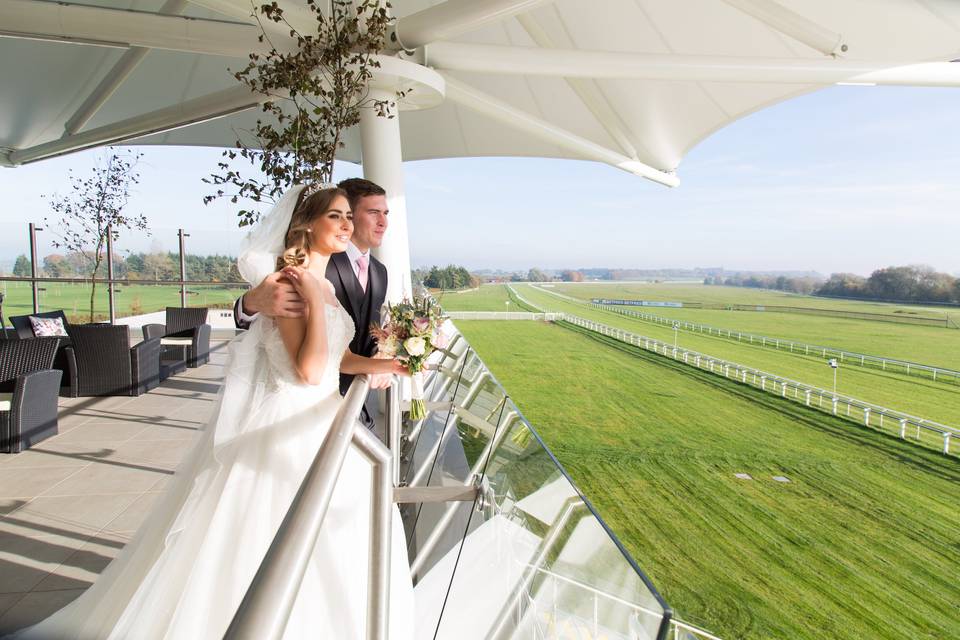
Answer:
[{"xmin": 401, "ymin": 322, "xmax": 671, "ymax": 640}]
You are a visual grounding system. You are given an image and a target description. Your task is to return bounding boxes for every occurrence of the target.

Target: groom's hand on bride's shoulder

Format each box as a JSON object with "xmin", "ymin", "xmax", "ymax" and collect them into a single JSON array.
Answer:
[{"xmin": 243, "ymin": 271, "xmax": 305, "ymax": 318}]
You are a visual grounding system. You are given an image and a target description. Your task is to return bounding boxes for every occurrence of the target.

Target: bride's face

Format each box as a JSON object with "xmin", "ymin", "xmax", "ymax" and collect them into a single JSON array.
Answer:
[{"xmin": 309, "ymin": 195, "xmax": 353, "ymax": 255}]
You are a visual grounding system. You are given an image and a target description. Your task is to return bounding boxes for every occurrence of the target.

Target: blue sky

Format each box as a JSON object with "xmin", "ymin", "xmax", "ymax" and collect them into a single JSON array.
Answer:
[{"xmin": 1, "ymin": 85, "xmax": 957, "ymax": 276}]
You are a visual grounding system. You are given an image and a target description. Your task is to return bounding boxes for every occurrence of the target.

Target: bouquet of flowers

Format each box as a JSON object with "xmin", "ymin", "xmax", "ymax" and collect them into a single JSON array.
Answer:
[{"xmin": 372, "ymin": 296, "xmax": 447, "ymax": 420}]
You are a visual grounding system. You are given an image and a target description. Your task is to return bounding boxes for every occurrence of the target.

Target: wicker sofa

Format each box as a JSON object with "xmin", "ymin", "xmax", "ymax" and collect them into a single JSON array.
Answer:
[
  {"xmin": 10, "ymin": 310, "xmax": 70, "ymax": 339},
  {"xmin": 8, "ymin": 311, "xmax": 73, "ymax": 392},
  {"xmin": 63, "ymin": 324, "xmax": 161, "ymax": 397},
  {"xmin": 0, "ymin": 337, "xmax": 63, "ymax": 452}
]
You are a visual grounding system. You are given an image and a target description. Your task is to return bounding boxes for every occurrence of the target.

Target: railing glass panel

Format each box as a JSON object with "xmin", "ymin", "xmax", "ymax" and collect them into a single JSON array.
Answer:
[{"xmin": 404, "ymin": 323, "xmax": 670, "ymax": 640}]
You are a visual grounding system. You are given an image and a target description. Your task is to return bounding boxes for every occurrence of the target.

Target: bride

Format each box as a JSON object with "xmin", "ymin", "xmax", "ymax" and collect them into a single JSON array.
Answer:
[{"xmin": 13, "ymin": 185, "xmax": 415, "ymax": 639}]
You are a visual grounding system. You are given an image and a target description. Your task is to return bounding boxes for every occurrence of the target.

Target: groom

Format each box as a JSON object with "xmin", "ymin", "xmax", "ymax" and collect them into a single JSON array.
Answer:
[{"xmin": 234, "ymin": 178, "xmax": 392, "ymax": 426}]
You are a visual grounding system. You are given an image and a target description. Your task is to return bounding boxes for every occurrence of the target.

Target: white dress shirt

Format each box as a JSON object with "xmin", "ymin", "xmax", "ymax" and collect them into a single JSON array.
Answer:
[{"xmin": 344, "ymin": 241, "xmax": 369, "ymax": 282}]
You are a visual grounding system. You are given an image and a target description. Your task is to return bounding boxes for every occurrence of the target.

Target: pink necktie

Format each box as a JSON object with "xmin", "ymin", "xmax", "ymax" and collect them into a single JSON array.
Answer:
[{"xmin": 356, "ymin": 255, "xmax": 369, "ymax": 292}]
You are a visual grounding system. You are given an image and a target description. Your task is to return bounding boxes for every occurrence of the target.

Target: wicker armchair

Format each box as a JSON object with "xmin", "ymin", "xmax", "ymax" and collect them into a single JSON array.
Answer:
[
  {"xmin": 0, "ymin": 338, "xmax": 62, "ymax": 452},
  {"xmin": 63, "ymin": 324, "xmax": 161, "ymax": 397},
  {"xmin": 142, "ymin": 324, "xmax": 187, "ymax": 381},
  {"xmin": 158, "ymin": 307, "xmax": 211, "ymax": 368}
]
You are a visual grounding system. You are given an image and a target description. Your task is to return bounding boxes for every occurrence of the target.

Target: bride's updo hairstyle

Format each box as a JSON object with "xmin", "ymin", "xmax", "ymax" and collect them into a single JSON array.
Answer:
[{"xmin": 276, "ymin": 185, "xmax": 348, "ymax": 270}]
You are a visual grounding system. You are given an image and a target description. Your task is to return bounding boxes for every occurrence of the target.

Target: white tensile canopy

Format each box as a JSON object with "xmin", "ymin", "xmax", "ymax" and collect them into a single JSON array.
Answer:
[{"xmin": 2, "ymin": 0, "xmax": 960, "ymax": 296}]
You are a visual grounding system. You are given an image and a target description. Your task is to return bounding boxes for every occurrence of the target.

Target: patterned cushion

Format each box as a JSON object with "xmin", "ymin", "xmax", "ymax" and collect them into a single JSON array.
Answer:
[{"xmin": 29, "ymin": 316, "xmax": 68, "ymax": 337}]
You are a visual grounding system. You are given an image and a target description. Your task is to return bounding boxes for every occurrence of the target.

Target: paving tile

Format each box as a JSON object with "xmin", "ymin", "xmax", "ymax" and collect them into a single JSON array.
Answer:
[
  {"xmin": 102, "ymin": 493, "xmax": 161, "ymax": 535},
  {"xmin": 0, "ymin": 467, "xmax": 84, "ymax": 499},
  {"xmin": 51, "ymin": 421, "xmax": 147, "ymax": 445},
  {"xmin": 130, "ymin": 423, "xmax": 203, "ymax": 441},
  {"xmin": 9, "ymin": 493, "xmax": 141, "ymax": 534},
  {"xmin": 111, "ymin": 439, "xmax": 197, "ymax": 469},
  {"xmin": 39, "ymin": 462, "xmax": 168, "ymax": 498},
  {"xmin": 31, "ymin": 532, "xmax": 127, "ymax": 592},
  {"xmin": 0, "ymin": 359, "xmax": 226, "ymax": 628},
  {"xmin": 0, "ymin": 499, "xmax": 30, "ymax": 517},
  {"xmin": 0, "ymin": 593, "xmax": 24, "ymax": 619},
  {"xmin": 0, "ymin": 588, "xmax": 86, "ymax": 634},
  {"xmin": 0, "ymin": 445, "xmax": 92, "ymax": 471},
  {"xmin": 0, "ymin": 442, "xmax": 111, "ymax": 470},
  {"xmin": 0, "ymin": 515, "xmax": 104, "ymax": 544},
  {"xmin": 0, "ymin": 529, "xmax": 89, "ymax": 594}
]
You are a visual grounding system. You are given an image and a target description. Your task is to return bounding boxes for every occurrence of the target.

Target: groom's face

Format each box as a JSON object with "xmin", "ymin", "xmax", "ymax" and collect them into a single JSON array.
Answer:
[{"xmin": 351, "ymin": 194, "xmax": 389, "ymax": 251}]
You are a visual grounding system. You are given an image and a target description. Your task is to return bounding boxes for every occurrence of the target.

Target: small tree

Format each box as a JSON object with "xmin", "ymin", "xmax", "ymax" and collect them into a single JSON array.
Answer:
[
  {"xmin": 204, "ymin": 0, "xmax": 402, "ymax": 226},
  {"xmin": 528, "ymin": 268, "xmax": 549, "ymax": 282},
  {"xmin": 44, "ymin": 150, "xmax": 149, "ymax": 322},
  {"xmin": 12, "ymin": 255, "xmax": 31, "ymax": 277}
]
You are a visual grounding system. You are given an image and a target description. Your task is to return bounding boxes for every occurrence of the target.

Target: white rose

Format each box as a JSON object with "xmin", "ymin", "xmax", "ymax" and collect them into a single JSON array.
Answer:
[{"xmin": 404, "ymin": 336, "xmax": 426, "ymax": 357}]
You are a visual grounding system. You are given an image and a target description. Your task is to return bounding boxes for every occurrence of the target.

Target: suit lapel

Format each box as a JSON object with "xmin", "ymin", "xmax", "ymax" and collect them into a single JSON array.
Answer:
[
  {"xmin": 331, "ymin": 252, "xmax": 363, "ymax": 320},
  {"xmin": 369, "ymin": 257, "xmax": 387, "ymax": 312}
]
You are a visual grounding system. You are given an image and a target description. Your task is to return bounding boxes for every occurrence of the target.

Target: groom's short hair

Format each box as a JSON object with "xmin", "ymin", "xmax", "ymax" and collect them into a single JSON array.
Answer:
[{"xmin": 337, "ymin": 178, "xmax": 386, "ymax": 210}]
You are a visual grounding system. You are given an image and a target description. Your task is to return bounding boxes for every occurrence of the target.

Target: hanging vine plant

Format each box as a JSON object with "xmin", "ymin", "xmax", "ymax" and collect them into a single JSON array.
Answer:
[{"xmin": 204, "ymin": 0, "xmax": 405, "ymax": 226}]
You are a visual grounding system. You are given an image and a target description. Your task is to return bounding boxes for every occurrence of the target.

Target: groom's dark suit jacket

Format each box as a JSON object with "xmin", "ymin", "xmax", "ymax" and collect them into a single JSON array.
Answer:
[
  {"xmin": 232, "ymin": 252, "xmax": 388, "ymax": 425},
  {"xmin": 325, "ymin": 251, "xmax": 388, "ymax": 394}
]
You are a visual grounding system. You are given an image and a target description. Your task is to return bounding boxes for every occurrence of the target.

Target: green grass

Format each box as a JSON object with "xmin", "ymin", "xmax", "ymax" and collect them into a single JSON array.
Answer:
[
  {"xmin": 1, "ymin": 280, "xmax": 247, "ymax": 323},
  {"xmin": 513, "ymin": 285, "xmax": 960, "ymax": 426},
  {"xmin": 549, "ymin": 282, "xmax": 960, "ymax": 324},
  {"xmin": 456, "ymin": 319, "xmax": 960, "ymax": 640},
  {"xmin": 548, "ymin": 283, "xmax": 960, "ymax": 367},
  {"xmin": 434, "ymin": 285, "xmax": 513, "ymax": 311}
]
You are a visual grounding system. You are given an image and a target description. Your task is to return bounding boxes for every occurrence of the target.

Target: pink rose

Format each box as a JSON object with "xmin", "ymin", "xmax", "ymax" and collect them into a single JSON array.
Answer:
[
  {"xmin": 433, "ymin": 330, "xmax": 449, "ymax": 349},
  {"xmin": 412, "ymin": 316, "xmax": 431, "ymax": 334}
]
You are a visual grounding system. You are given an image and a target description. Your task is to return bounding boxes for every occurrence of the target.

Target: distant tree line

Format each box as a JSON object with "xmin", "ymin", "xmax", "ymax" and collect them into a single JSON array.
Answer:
[
  {"xmin": 10, "ymin": 251, "xmax": 242, "ymax": 282},
  {"xmin": 417, "ymin": 264, "xmax": 479, "ymax": 290},
  {"xmin": 703, "ymin": 273, "xmax": 820, "ymax": 295},
  {"xmin": 706, "ymin": 264, "xmax": 960, "ymax": 304},
  {"xmin": 503, "ymin": 268, "xmax": 584, "ymax": 282},
  {"xmin": 818, "ymin": 265, "xmax": 960, "ymax": 304}
]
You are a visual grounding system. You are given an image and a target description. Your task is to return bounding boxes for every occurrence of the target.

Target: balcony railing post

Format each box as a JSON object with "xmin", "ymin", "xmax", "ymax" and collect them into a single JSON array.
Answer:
[
  {"xmin": 178, "ymin": 228, "xmax": 189, "ymax": 307},
  {"xmin": 386, "ymin": 379, "xmax": 402, "ymax": 487},
  {"xmin": 352, "ymin": 425, "xmax": 394, "ymax": 640},
  {"xmin": 28, "ymin": 223, "xmax": 41, "ymax": 314},
  {"xmin": 106, "ymin": 224, "xmax": 116, "ymax": 324}
]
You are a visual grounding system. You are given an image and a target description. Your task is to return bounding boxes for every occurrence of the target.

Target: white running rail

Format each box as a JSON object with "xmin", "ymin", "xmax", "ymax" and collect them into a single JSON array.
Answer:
[
  {"xmin": 527, "ymin": 285, "xmax": 960, "ymax": 385},
  {"xmin": 507, "ymin": 287, "xmax": 959, "ymax": 456}
]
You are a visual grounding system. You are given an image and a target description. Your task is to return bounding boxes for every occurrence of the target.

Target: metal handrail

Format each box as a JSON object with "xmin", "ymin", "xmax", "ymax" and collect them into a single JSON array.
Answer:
[
  {"xmin": 225, "ymin": 375, "xmax": 389, "ymax": 640},
  {"xmin": 0, "ymin": 275, "xmax": 251, "ymax": 287}
]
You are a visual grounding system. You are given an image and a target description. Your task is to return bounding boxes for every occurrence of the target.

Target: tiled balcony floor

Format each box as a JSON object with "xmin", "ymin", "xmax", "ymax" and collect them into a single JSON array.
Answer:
[{"xmin": 0, "ymin": 340, "xmax": 231, "ymax": 634}]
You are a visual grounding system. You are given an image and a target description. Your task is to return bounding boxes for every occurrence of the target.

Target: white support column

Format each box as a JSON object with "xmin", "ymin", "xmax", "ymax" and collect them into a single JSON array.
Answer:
[{"xmin": 361, "ymin": 88, "xmax": 412, "ymax": 304}]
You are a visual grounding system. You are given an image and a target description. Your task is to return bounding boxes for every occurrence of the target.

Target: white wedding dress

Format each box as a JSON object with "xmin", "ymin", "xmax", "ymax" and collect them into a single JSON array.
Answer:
[{"xmin": 14, "ymin": 295, "xmax": 415, "ymax": 639}]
